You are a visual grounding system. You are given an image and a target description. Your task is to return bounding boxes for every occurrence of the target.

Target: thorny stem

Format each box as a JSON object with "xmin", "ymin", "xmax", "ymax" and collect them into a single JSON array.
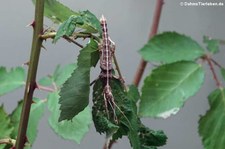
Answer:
[
  {"xmin": 16, "ymin": 0, "xmax": 44, "ymax": 149},
  {"xmin": 204, "ymin": 55, "xmax": 222, "ymax": 88},
  {"xmin": 133, "ymin": 0, "xmax": 164, "ymax": 86},
  {"xmin": 40, "ymin": 31, "xmax": 100, "ymax": 47},
  {"xmin": 40, "ymin": 32, "xmax": 84, "ymax": 48}
]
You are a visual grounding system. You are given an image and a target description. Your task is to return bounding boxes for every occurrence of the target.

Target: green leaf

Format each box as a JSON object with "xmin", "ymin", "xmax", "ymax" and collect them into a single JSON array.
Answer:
[
  {"xmin": 0, "ymin": 106, "xmax": 14, "ymax": 148},
  {"xmin": 199, "ymin": 88, "xmax": 225, "ymax": 149},
  {"xmin": 32, "ymin": 0, "xmax": 79, "ymax": 24},
  {"xmin": 139, "ymin": 61, "xmax": 205, "ymax": 118},
  {"xmin": 47, "ymin": 92, "xmax": 91, "ymax": 143},
  {"xmin": 59, "ymin": 39, "xmax": 98, "ymax": 121},
  {"xmin": 92, "ymin": 78, "xmax": 167, "ymax": 149},
  {"xmin": 220, "ymin": 67, "xmax": 225, "ymax": 82},
  {"xmin": 52, "ymin": 64, "xmax": 76, "ymax": 86},
  {"xmin": 139, "ymin": 125, "xmax": 167, "ymax": 148},
  {"xmin": 139, "ymin": 32, "xmax": 205, "ymax": 63},
  {"xmin": 38, "ymin": 76, "xmax": 53, "ymax": 86},
  {"xmin": 10, "ymin": 98, "xmax": 45, "ymax": 144},
  {"xmin": 0, "ymin": 67, "xmax": 25, "ymax": 96},
  {"xmin": 92, "ymin": 78, "xmax": 141, "ymax": 149},
  {"xmin": 38, "ymin": 64, "xmax": 76, "ymax": 87},
  {"xmin": 203, "ymin": 36, "xmax": 220, "ymax": 54},
  {"xmin": 127, "ymin": 85, "xmax": 140, "ymax": 103},
  {"xmin": 53, "ymin": 10, "xmax": 101, "ymax": 43},
  {"xmin": 53, "ymin": 15, "xmax": 84, "ymax": 43},
  {"xmin": 91, "ymin": 49, "xmax": 100, "ymax": 67},
  {"xmin": 79, "ymin": 10, "xmax": 102, "ymax": 34}
]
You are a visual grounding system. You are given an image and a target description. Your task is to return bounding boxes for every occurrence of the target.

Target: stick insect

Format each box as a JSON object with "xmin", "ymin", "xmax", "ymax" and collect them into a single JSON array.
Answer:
[{"xmin": 96, "ymin": 15, "xmax": 126, "ymax": 123}]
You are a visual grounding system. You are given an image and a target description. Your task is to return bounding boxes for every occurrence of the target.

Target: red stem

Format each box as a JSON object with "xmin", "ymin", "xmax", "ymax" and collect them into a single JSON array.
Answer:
[
  {"xmin": 210, "ymin": 58, "xmax": 223, "ymax": 69},
  {"xmin": 133, "ymin": 0, "xmax": 164, "ymax": 86},
  {"xmin": 205, "ymin": 56, "xmax": 222, "ymax": 88},
  {"xmin": 36, "ymin": 83, "xmax": 55, "ymax": 92}
]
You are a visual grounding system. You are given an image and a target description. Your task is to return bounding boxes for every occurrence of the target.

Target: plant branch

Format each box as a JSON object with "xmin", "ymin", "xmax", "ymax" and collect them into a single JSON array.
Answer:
[
  {"xmin": 40, "ymin": 32, "xmax": 84, "ymax": 48},
  {"xmin": 16, "ymin": 0, "xmax": 45, "ymax": 149},
  {"xmin": 64, "ymin": 36, "xmax": 84, "ymax": 48},
  {"xmin": 205, "ymin": 55, "xmax": 222, "ymax": 88},
  {"xmin": 211, "ymin": 58, "xmax": 223, "ymax": 69},
  {"xmin": 133, "ymin": 0, "xmax": 164, "ymax": 86},
  {"xmin": 0, "ymin": 138, "xmax": 16, "ymax": 146},
  {"xmin": 36, "ymin": 83, "xmax": 55, "ymax": 92}
]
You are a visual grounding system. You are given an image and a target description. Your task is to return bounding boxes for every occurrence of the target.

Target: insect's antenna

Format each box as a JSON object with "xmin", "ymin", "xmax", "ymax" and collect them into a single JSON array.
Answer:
[{"xmin": 111, "ymin": 95, "xmax": 134, "ymax": 130}]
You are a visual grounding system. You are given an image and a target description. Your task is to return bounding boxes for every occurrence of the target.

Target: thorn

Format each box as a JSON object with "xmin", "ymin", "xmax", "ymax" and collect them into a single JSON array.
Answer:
[
  {"xmin": 25, "ymin": 135, "xmax": 29, "ymax": 143},
  {"xmin": 35, "ymin": 82, "xmax": 39, "ymax": 89},
  {"xmin": 26, "ymin": 20, "xmax": 35, "ymax": 28},
  {"xmin": 41, "ymin": 45, "xmax": 47, "ymax": 51},
  {"xmin": 23, "ymin": 61, "xmax": 30, "ymax": 66},
  {"xmin": 32, "ymin": 100, "xmax": 36, "ymax": 104}
]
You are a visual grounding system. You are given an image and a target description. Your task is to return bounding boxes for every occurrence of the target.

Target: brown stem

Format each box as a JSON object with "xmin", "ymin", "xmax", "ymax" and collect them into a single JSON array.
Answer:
[
  {"xmin": 63, "ymin": 36, "xmax": 83, "ymax": 48},
  {"xmin": 15, "ymin": 0, "xmax": 44, "ymax": 148},
  {"xmin": 211, "ymin": 58, "xmax": 223, "ymax": 69},
  {"xmin": 205, "ymin": 56, "xmax": 222, "ymax": 88},
  {"xmin": 133, "ymin": 0, "xmax": 164, "ymax": 86}
]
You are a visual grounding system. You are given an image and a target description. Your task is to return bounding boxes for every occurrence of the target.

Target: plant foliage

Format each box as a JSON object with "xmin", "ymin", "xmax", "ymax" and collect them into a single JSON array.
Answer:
[
  {"xmin": 1, "ymin": 1, "xmax": 224, "ymax": 149},
  {"xmin": 139, "ymin": 32, "xmax": 205, "ymax": 63},
  {"xmin": 199, "ymin": 88, "xmax": 225, "ymax": 149},
  {"xmin": 92, "ymin": 78, "xmax": 167, "ymax": 149},
  {"xmin": 0, "ymin": 67, "xmax": 25, "ymax": 96},
  {"xmin": 47, "ymin": 92, "xmax": 92, "ymax": 143},
  {"xmin": 139, "ymin": 61, "xmax": 205, "ymax": 118},
  {"xmin": 58, "ymin": 39, "xmax": 98, "ymax": 121}
]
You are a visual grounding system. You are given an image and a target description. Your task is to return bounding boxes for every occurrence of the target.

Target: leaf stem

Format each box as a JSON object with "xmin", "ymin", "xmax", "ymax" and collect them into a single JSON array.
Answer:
[
  {"xmin": 0, "ymin": 138, "xmax": 16, "ymax": 146},
  {"xmin": 15, "ymin": 0, "xmax": 45, "ymax": 149},
  {"xmin": 210, "ymin": 58, "xmax": 223, "ymax": 69},
  {"xmin": 205, "ymin": 55, "xmax": 222, "ymax": 88},
  {"xmin": 40, "ymin": 32, "xmax": 84, "ymax": 48},
  {"xmin": 36, "ymin": 83, "xmax": 55, "ymax": 92},
  {"xmin": 133, "ymin": 0, "xmax": 164, "ymax": 86}
]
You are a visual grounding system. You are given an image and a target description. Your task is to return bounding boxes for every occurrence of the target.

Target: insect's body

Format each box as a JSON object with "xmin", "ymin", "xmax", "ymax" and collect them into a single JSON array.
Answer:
[{"xmin": 99, "ymin": 15, "xmax": 117, "ymax": 122}]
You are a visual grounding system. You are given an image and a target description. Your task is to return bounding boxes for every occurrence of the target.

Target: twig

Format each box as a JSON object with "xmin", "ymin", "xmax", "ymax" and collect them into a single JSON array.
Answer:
[
  {"xmin": 211, "ymin": 58, "xmax": 223, "ymax": 69},
  {"xmin": 205, "ymin": 55, "xmax": 222, "ymax": 88},
  {"xmin": 40, "ymin": 33, "xmax": 84, "ymax": 48},
  {"xmin": 133, "ymin": 0, "xmax": 164, "ymax": 86},
  {"xmin": 73, "ymin": 32, "xmax": 100, "ymax": 42},
  {"xmin": 40, "ymin": 32, "xmax": 56, "ymax": 39},
  {"xmin": 0, "ymin": 138, "xmax": 16, "ymax": 146},
  {"xmin": 103, "ymin": 140, "xmax": 116, "ymax": 149},
  {"xmin": 16, "ymin": 0, "xmax": 45, "ymax": 149},
  {"xmin": 63, "ymin": 36, "xmax": 84, "ymax": 48},
  {"xmin": 36, "ymin": 83, "xmax": 55, "ymax": 92}
]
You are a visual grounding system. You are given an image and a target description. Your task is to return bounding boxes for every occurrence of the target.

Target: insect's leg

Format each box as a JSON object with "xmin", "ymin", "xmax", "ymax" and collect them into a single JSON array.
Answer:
[
  {"xmin": 104, "ymin": 85, "xmax": 118, "ymax": 123},
  {"xmin": 98, "ymin": 40, "xmax": 104, "ymax": 52},
  {"xmin": 103, "ymin": 92, "xmax": 110, "ymax": 119},
  {"xmin": 109, "ymin": 37, "xmax": 115, "ymax": 53},
  {"xmin": 90, "ymin": 76, "xmax": 99, "ymax": 86},
  {"xmin": 107, "ymin": 96, "xmax": 118, "ymax": 123},
  {"xmin": 109, "ymin": 38, "xmax": 126, "ymax": 89}
]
